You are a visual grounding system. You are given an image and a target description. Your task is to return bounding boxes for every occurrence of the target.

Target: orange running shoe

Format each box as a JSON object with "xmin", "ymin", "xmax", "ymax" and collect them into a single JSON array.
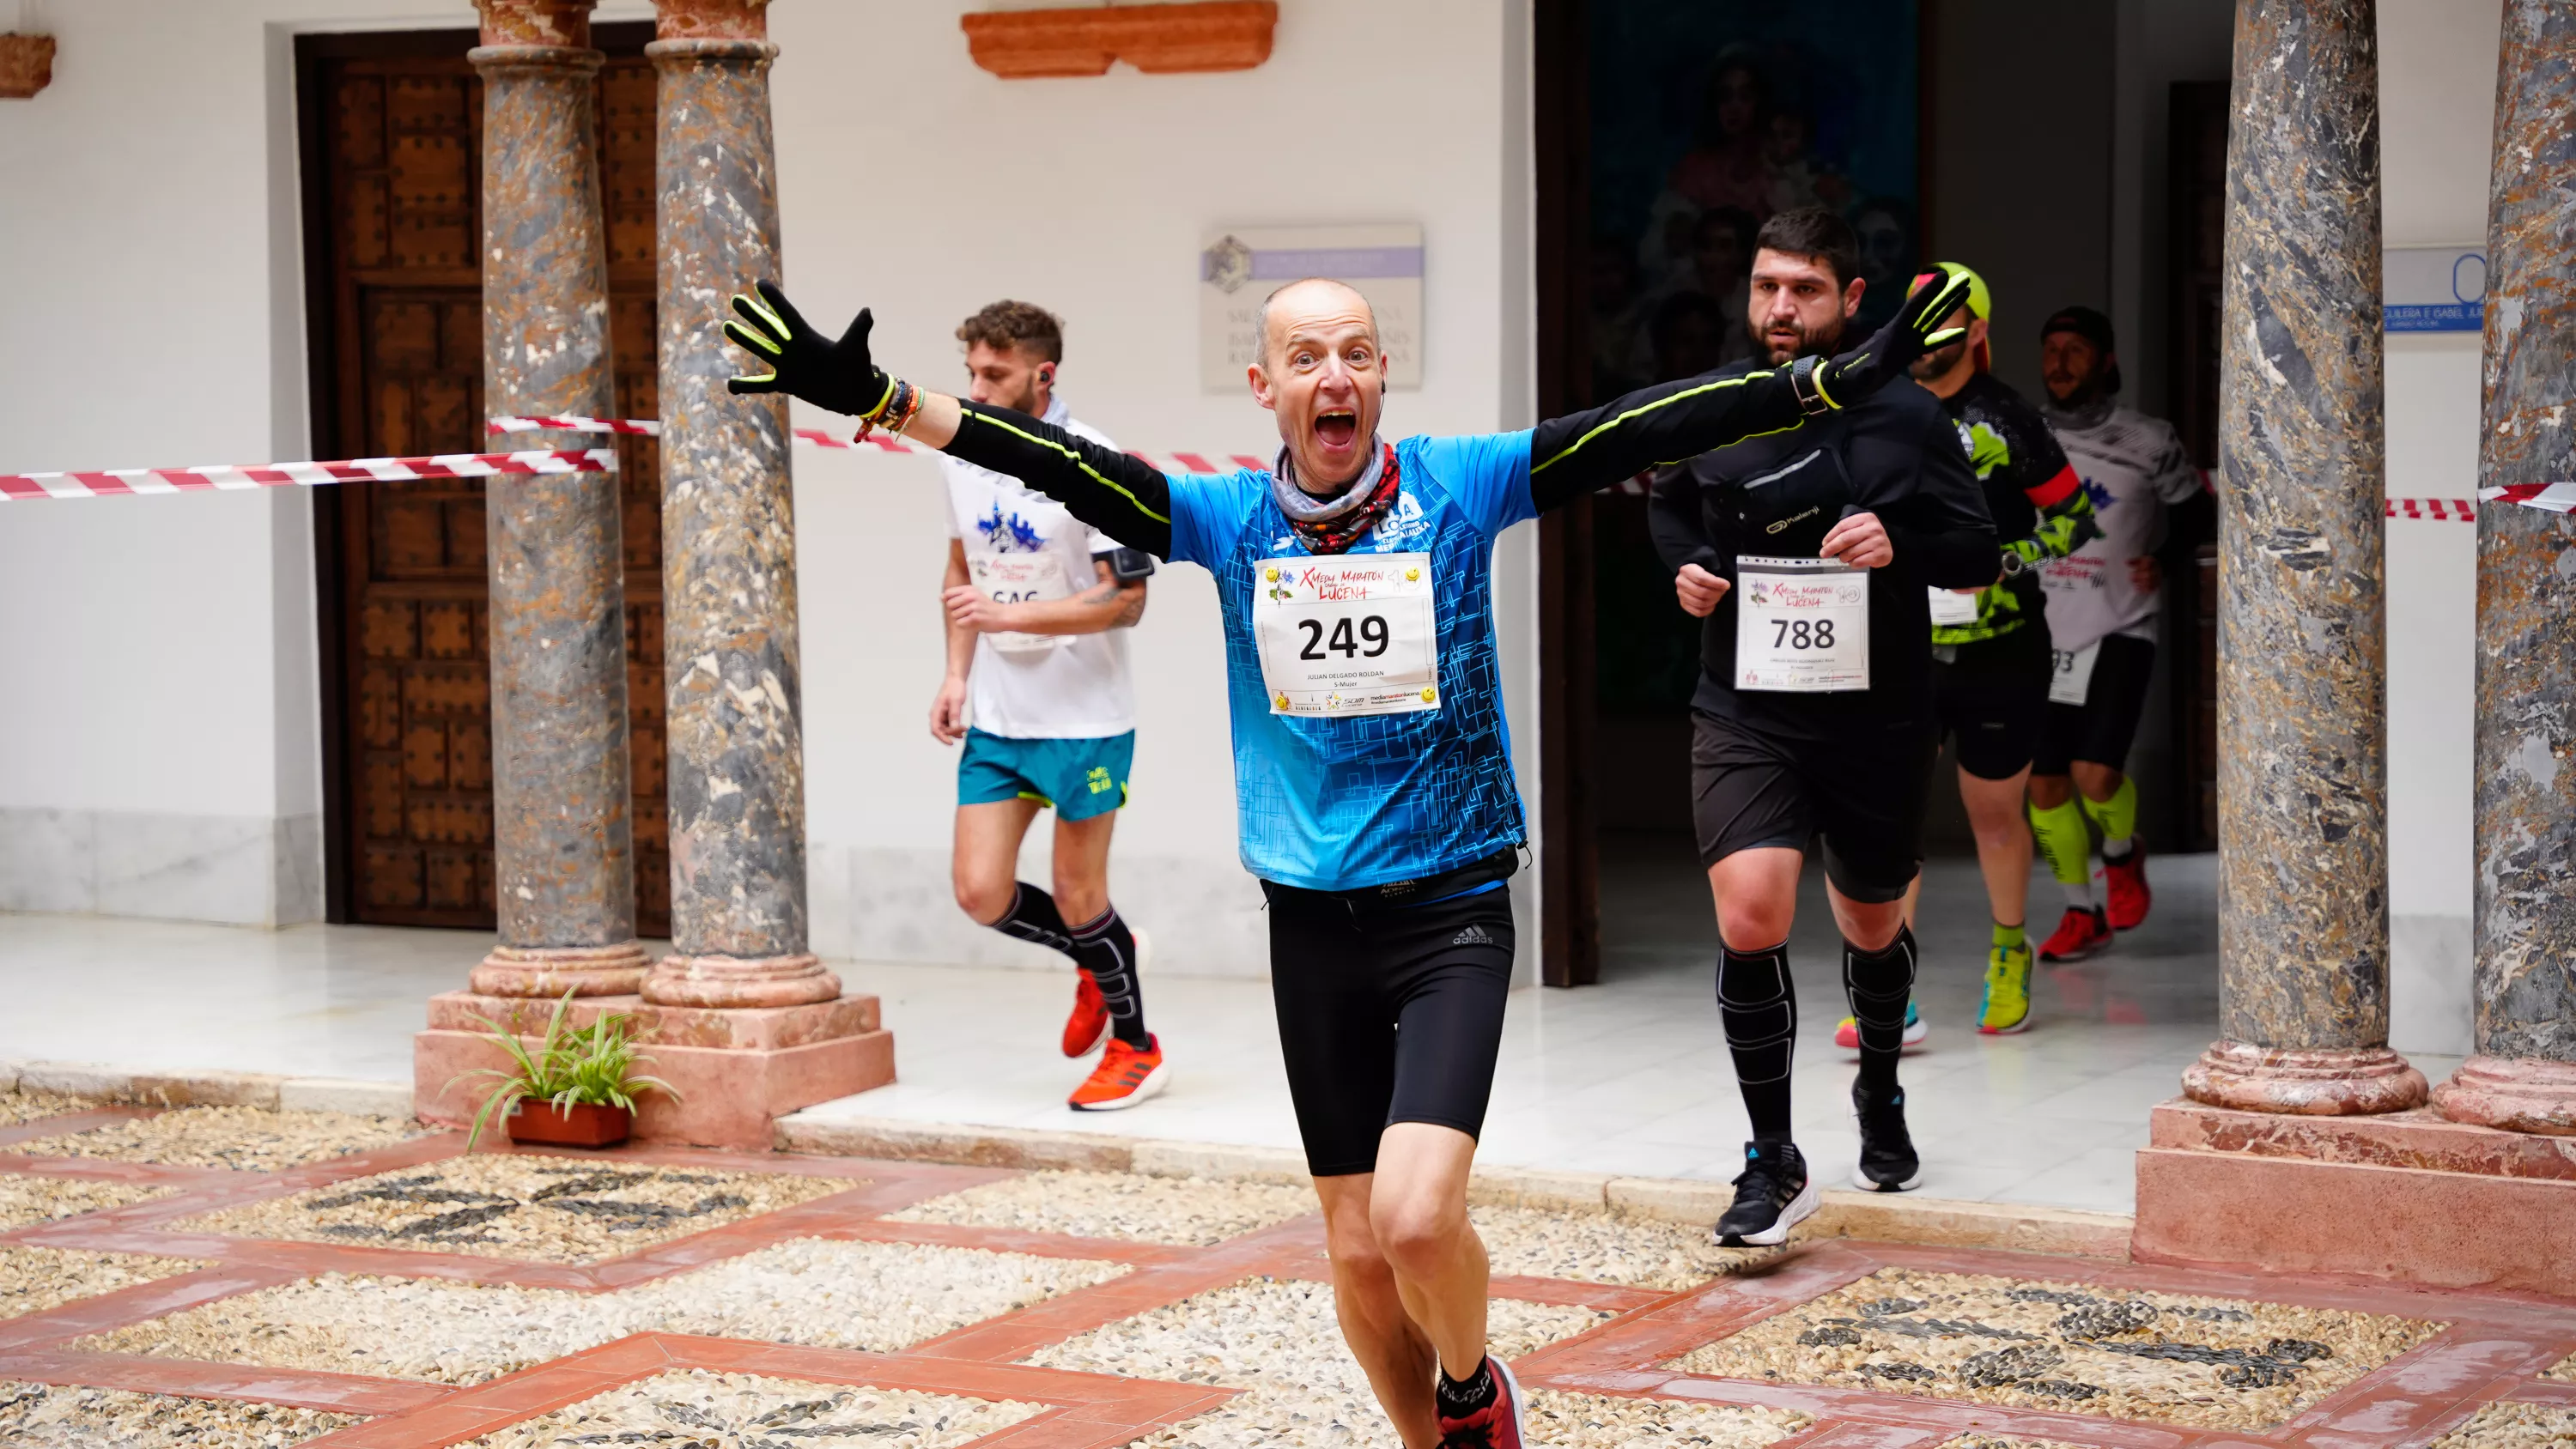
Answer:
[
  {"xmin": 1060, "ymin": 971, "xmax": 1109, "ymax": 1058},
  {"xmin": 1068, "ymin": 1034, "xmax": 1167, "ymax": 1111},
  {"xmin": 2103, "ymin": 850, "xmax": 2152, "ymax": 931}
]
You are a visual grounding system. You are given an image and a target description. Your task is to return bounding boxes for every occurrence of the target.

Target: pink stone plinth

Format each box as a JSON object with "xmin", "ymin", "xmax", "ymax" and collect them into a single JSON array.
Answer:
[
  {"xmin": 2134, "ymin": 1097, "xmax": 2576, "ymax": 1295},
  {"xmin": 467, "ymin": 942, "xmax": 651, "ymax": 998},
  {"xmin": 642, "ymin": 951, "xmax": 842, "ymax": 1009},
  {"xmin": 2180, "ymin": 1040, "xmax": 2429, "ymax": 1115},
  {"xmin": 2153, "ymin": 1099, "xmax": 2576, "ymax": 1178},
  {"xmin": 413, "ymin": 990, "xmax": 893, "ymax": 1150},
  {"xmin": 2432, "ymin": 1055, "xmax": 2576, "ymax": 1136}
]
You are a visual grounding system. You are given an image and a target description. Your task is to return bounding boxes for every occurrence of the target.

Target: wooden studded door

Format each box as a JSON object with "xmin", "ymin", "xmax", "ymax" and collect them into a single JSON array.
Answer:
[{"xmin": 301, "ymin": 29, "xmax": 668, "ymax": 934}]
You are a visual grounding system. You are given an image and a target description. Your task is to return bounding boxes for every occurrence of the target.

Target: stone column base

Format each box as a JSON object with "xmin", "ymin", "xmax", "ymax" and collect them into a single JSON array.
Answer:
[
  {"xmin": 2179, "ymin": 1040, "xmax": 2428, "ymax": 1115},
  {"xmin": 643, "ymin": 952, "xmax": 841, "ymax": 1009},
  {"xmin": 2432, "ymin": 1055, "xmax": 2576, "ymax": 1136},
  {"xmin": 2133, "ymin": 1097, "xmax": 2576, "ymax": 1294},
  {"xmin": 468, "ymin": 942, "xmax": 651, "ymax": 998},
  {"xmin": 412, "ymin": 990, "xmax": 893, "ymax": 1149}
]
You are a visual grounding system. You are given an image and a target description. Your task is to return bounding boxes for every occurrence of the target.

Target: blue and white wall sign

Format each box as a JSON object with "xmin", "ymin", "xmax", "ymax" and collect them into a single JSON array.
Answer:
[
  {"xmin": 2385, "ymin": 246, "xmax": 2486, "ymax": 333},
  {"xmin": 1201, "ymin": 224, "xmax": 1424, "ymax": 391}
]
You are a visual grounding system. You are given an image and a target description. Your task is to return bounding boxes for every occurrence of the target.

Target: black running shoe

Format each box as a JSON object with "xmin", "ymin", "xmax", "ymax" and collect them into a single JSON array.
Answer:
[
  {"xmin": 1713, "ymin": 1140, "xmax": 1818, "ymax": 1246},
  {"xmin": 1850, "ymin": 1079, "xmax": 1923, "ymax": 1192}
]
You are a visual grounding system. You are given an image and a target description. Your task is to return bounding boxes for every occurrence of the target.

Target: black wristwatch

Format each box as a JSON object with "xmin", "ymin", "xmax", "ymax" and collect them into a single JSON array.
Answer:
[
  {"xmin": 1789, "ymin": 355, "xmax": 1834, "ymax": 415},
  {"xmin": 1998, "ymin": 550, "xmax": 2029, "ymax": 579}
]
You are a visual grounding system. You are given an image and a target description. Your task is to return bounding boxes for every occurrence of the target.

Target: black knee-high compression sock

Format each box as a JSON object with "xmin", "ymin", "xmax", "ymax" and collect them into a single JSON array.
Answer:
[
  {"xmin": 989, "ymin": 882, "xmax": 1078, "ymax": 961},
  {"xmin": 1069, "ymin": 906, "xmax": 1150, "ymax": 1047},
  {"xmin": 1843, "ymin": 927, "xmax": 1918, "ymax": 1093},
  {"xmin": 1716, "ymin": 941, "xmax": 1798, "ymax": 1141}
]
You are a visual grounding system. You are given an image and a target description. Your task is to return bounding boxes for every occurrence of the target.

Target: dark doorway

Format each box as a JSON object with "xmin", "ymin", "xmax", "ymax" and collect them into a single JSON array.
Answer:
[
  {"xmin": 1534, "ymin": 0, "xmax": 1928, "ymax": 984},
  {"xmin": 300, "ymin": 27, "xmax": 670, "ymax": 933}
]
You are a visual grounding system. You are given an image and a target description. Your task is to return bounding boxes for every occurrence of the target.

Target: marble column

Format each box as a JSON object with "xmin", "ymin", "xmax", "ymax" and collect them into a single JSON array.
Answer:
[
  {"xmin": 641, "ymin": 0, "xmax": 836, "ymax": 1009},
  {"xmin": 470, "ymin": 0, "xmax": 647, "ymax": 998},
  {"xmin": 2183, "ymin": 0, "xmax": 2427, "ymax": 1116},
  {"xmin": 2433, "ymin": 0, "xmax": 2576, "ymax": 1137}
]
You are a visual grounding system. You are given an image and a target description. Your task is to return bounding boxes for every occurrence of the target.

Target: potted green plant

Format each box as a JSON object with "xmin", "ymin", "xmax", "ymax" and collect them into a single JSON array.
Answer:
[{"xmin": 447, "ymin": 990, "xmax": 678, "ymax": 1149}]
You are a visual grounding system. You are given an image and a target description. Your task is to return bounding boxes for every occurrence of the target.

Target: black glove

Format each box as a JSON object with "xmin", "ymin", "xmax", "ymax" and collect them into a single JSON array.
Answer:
[
  {"xmin": 722, "ymin": 280, "xmax": 892, "ymax": 418},
  {"xmin": 1794, "ymin": 266, "xmax": 1978, "ymax": 413}
]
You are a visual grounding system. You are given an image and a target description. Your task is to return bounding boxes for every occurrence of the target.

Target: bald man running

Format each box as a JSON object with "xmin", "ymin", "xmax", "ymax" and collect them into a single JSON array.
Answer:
[{"xmin": 723, "ymin": 269, "xmax": 1971, "ymax": 1449}]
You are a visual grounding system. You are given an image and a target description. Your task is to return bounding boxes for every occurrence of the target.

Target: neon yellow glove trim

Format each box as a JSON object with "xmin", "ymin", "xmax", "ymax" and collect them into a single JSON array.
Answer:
[
  {"xmin": 724, "ymin": 319, "xmax": 783, "ymax": 357},
  {"xmin": 736, "ymin": 291, "xmax": 791, "ymax": 340}
]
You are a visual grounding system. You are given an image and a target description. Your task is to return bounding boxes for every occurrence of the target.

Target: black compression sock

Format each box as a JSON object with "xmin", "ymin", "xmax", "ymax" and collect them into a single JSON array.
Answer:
[
  {"xmin": 1436, "ymin": 1358, "xmax": 1498, "ymax": 1416},
  {"xmin": 1069, "ymin": 906, "xmax": 1149, "ymax": 1047},
  {"xmin": 1717, "ymin": 941, "xmax": 1798, "ymax": 1141},
  {"xmin": 988, "ymin": 882, "xmax": 1077, "ymax": 960},
  {"xmin": 1843, "ymin": 927, "xmax": 1918, "ymax": 1093}
]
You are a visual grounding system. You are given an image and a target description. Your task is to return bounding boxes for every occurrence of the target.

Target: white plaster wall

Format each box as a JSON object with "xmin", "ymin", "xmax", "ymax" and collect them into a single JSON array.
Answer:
[
  {"xmin": 0, "ymin": 0, "xmax": 1539, "ymax": 963},
  {"xmin": 2376, "ymin": 0, "xmax": 2497, "ymax": 1058}
]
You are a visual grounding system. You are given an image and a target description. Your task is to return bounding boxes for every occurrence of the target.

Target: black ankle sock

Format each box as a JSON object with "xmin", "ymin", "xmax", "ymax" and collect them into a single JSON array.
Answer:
[
  {"xmin": 1843, "ymin": 926, "xmax": 1917, "ymax": 1093},
  {"xmin": 1069, "ymin": 906, "xmax": 1150, "ymax": 1047},
  {"xmin": 1717, "ymin": 941, "xmax": 1797, "ymax": 1141},
  {"xmin": 988, "ymin": 882, "xmax": 1077, "ymax": 959},
  {"xmin": 1436, "ymin": 1358, "xmax": 1497, "ymax": 1416}
]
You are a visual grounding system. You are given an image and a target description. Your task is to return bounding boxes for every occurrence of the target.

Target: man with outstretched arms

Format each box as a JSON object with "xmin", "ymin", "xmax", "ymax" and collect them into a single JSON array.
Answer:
[
  {"xmin": 1649, "ymin": 209, "xmax": 1997, "ymax": 1246},
  {"xmin": 724, "ymin": 262, "xmax": 1970, "ymax": 1449},
  {"xmin": 2028, "ymin": 306, "xmax": 2206, "ymax": 961},
  {"xmin": 929, "ymin": 300, "xmax": 1165, "ymax": 1112},
  {"xmin": 1883, "ymin": 264, "xmax": 2095, "ymax": 1040}
]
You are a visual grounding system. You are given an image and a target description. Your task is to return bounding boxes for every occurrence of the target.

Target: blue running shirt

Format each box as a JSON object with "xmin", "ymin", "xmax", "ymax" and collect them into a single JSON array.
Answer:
[{"xmin": 1165, "ymin": 432, "xmax": 1535, "ymax": 891}]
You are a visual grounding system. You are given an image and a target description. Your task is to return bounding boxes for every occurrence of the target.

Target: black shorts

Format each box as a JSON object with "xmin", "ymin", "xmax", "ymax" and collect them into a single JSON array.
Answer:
[
  {"xmin": 1263, "ymin": 881, "xmax": 1516, "ymax": 1178},
  {"xmin": 2034, "ymin": 634, "xmax": 2156, "ymax": 774},
  {"xmin": 1689, "ymin": 709, "xmax": 1935, "ymax": 904},
  {"xmin": 1933, "ymin": 626, "xmax": 2052, "ymax": 780}
]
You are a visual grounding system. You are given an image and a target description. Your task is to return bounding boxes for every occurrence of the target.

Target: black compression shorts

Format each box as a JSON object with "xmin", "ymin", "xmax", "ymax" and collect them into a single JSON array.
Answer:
[
  {"xmin": 1933, "ymin": 624, "xmax": 2053, "ymax": 780},
  {"xmin": 1263, "ymin": 880, "xmax": 1516, "ymax": 1178},
  {"xmin": 2034, "ymin": 634, "xmax": 2156, "ymax": 774},
  {"xmin": 1690, "ymin": 710, "xmax": 1936, "ymax": 904}
]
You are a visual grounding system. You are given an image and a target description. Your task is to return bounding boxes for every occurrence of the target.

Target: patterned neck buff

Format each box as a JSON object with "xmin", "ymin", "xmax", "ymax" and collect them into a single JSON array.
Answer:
[{"xmin": 1271, "ymin": 440, "xmax": 1401, "ymax": 555}]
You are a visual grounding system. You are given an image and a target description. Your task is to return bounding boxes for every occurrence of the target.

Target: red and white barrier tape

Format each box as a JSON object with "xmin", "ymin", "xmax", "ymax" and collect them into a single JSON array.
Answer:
[
  {"xmin": 489, "ymin": 415, "xmax": 1269, "ymax": 477},
  {"xmin": 2387, "ymin": 497, "xmax": 2476, "ymax": 521},
  {"xmin": 0, "ymin": 448, "xmax": 613, "ymax": 502},
  {"xmin": 2482, "ymin": 482, "xmax": 2576, "ymax": 514}
]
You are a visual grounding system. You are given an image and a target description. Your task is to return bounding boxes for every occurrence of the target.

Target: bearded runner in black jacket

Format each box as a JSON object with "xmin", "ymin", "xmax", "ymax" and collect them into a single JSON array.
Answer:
[
  {"xmin": 1649, "ymin": 209, "xmax": 1997, "ymax": 1246},
  {"xmin": 725, "ymin": 257, "xmax": 1975, "ymax": 1449}
]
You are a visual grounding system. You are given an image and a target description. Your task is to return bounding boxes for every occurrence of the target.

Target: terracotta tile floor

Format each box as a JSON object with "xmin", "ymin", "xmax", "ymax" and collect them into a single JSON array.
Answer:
[{"xmin": 1, "ymin": 1098, "xmax": 2570, "ymax": 1448}]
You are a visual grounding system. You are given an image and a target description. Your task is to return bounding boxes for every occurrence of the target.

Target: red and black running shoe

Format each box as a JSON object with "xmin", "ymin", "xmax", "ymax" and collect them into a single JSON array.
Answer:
[{"xmin": 2038, "ymin": 905, "xmax": 2113, "ymax": 962}]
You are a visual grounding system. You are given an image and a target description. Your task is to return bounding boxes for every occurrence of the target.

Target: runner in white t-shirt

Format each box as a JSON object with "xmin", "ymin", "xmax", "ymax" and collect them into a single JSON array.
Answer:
[
  {"xmin": 2028, "ymin": 306, "xmax": 2208, "ymax": 960},
  {"xmin": 929, "ymin": 300, "xmax": 1166, "ymax": 1112}
]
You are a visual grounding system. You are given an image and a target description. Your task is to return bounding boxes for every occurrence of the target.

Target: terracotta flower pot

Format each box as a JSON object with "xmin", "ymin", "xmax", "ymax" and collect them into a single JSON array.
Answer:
[{"xmin": 506, "ymin": 1100, "xmax": 632, "ymax": 1148}]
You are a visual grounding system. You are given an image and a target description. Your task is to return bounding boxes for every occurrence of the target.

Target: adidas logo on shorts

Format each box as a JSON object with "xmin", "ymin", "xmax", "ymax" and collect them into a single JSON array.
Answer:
[{"xmin": 1451, "ymin": 923, "xmax": 1494, "ymax": 947}]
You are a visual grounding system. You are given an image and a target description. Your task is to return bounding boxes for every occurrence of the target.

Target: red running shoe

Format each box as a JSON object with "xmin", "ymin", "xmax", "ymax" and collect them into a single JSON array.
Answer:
[
  {"xmin": 1436, "ymin": 1356, "xmax": 1528, "ymax": 1448},
  {"xmin": 2104, "ymin": 850, "xmax": 2152, "ymax": 931},
  {"xmin": 2038, "ymin": 906, "xmax": 2113, "ymax": 962},
  {"xmin": 1060, "ymin": 971, "xmax": 1109, "ymax": 1058}
]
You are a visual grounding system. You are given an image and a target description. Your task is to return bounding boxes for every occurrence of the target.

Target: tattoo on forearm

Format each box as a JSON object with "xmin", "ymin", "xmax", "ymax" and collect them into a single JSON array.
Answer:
[{"xmin": 1072, "ymin": 580, "xmax": 1147, "ymax": 627}]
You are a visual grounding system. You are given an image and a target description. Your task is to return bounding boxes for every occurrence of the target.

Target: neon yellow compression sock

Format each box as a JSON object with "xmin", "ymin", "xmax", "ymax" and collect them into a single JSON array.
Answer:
[
  {"xmin": 2029, "ymin": 797, "xmax": 2093, "ymax": 906},
  {"xmin": 1993, "ymin": 920, "xmax": 2026, "ymax": 950},
  {"xmin": 2081, "ymin": 777, "xmax": 2140, "ymax": 860}
]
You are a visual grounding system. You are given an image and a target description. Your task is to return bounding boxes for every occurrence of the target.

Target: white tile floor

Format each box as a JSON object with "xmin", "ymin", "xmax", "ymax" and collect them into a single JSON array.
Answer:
[{"xmin": 0, "ymin": 837, "xmax": 2429, "ymax": 1219}]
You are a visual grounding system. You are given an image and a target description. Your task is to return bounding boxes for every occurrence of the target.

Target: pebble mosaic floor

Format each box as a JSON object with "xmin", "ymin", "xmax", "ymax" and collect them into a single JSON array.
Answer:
[{"xmin": 0, "ymin": 1090, "xmax": 2568, "ymax": 1448}]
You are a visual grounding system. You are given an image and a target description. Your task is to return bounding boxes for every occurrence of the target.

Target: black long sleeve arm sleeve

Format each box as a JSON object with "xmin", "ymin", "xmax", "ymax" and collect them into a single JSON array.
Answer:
[
  {"xmin": 941, "ymin": 402, "xmax": 1176, "ymax": 558},
  {"xmin": 1528, "ymin": 364, "xmax": 1812, "ymax": 512},
  {"xmin": 1646, "ymin": 464, "xmax": 1720, "ymax": 574},
  {"xmin": 1853, "ymin": 399, "xmax": 1996, "ymax": 588}
]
